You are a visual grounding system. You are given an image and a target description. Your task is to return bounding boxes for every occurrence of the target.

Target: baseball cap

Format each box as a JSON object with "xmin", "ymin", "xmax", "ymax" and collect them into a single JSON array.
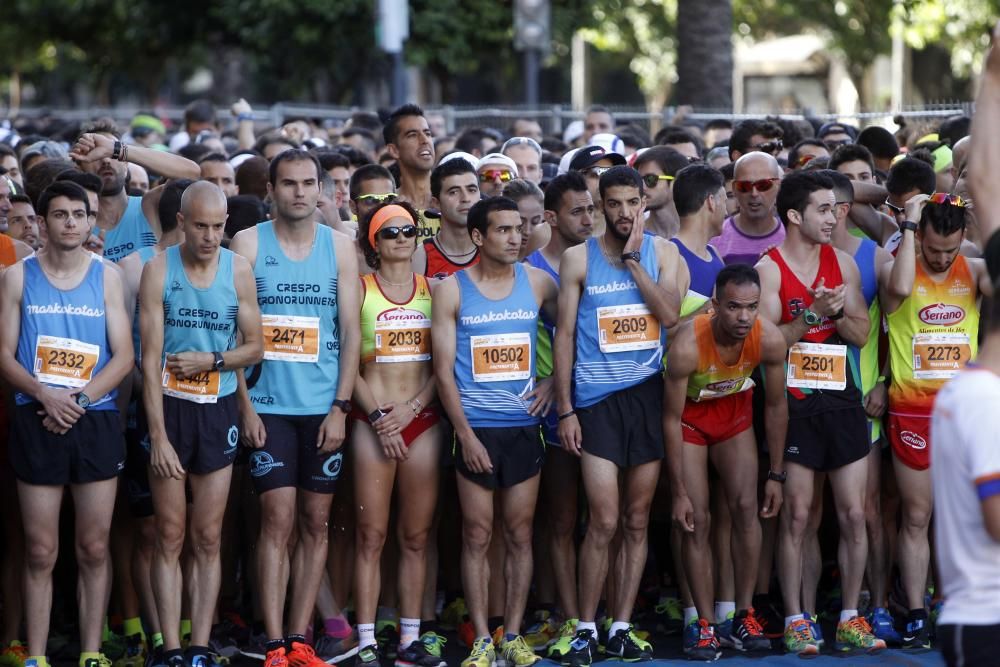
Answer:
[
  {"xmin": 131, "ymin": 114, "xmax": 166, "ymax": 137},
  {"xmin": 438, "ymin": 151, "xmax": 480, "ymax": 168},
  {"xmin": 563, "ymin": 120, "xmax": 585, "ymax": 145},
  {"xmin": 590, "ymin": 133, "xmax": 626, "ymax": 156},
  {"xmin": 21, "ymin": 140, "xmax": 68, "ymax": 162},
  {"xmin": 568, "ymin": 145, "xmax": 627, "ymax": 172},
  {"xmin": 817, "ymin": 122, "xmax": 857, "ymax": 141},
  {"xmin": 477, "ymin": 153, "xmax": 519, "ymax": 176}
]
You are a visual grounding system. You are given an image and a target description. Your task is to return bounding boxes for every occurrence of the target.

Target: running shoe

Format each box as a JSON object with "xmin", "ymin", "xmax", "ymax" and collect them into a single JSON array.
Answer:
[
  {"xmin": 143, "ymin": 645, "xmax": 166, "ymax": 667},
  {"xmin": 103, "ymin": 632, "xmax": 127, "ymax": 662},
  {"xmin": 546, "ymin": 619, "xmax": 578, "ymax": 662},
  {"xmin": 523, "ymin": 611, "xmax": 557, "ymax": 653},
  {"xmin": 561, "ymin": 628, "xmax": 597, "ymax": 667},
  {"xmin": 82, "ymin": 656, "xmax": 113, "ymax": 667},
  {"xmin": 287, "ymin": 642, "xmax": 331, "ymax": 667},
  {"xmin": 188, "ymin": 654, "xmax": 224, "ymax": 667},
  {"xmin": 0, "ymin": 641, "xmax": 28, "ymax": 667},
  {"xmin": 239, "ymin": 630, "xmax": 268, "ymax": 661},
  {"xmin": 113, "ymin": 634, "xmax": 146, "ymax": 667},
  {"xmin": 716, "ymin": 613, "xmax": 734, "ymax": 649},
  {"xmin": 804, "ymin": 613, "xmax": 824, "ymax": 648},
  {"xmin": 833, "ymin": 616, "xmax": 886, "ymax": 655},
  {"xmin": 868, "ymin": 607, "xmax": 902, "ymax": 646},
  {"xmin": 750, "ymin": 595, "xmax": 784, "ymax": 639},
  {"xmin": 395, "ymin": 633, "xmax": 446, "ymax": 667},
  {"xmin": 352, "ymin": 645, "xmax": 379, "ymax": 667},
  {"xmin": 783, "ymin": 618, "xmax": 820, "ymax": 657},
  {"xmin": 729, "ymin": 608, "xmax": 771, "ymax": 652},
  {"xmin": 604, "ymin": 625, "xmax": 652, "ymax": 662},
  {"xmin": 456, "ymin": 618, "xmax": 475, "ymax": 649},
  {"xmin": 460, "ymin": 637, "xmax": 494, "ymax": 667},
  {"xmin": 902, "ymin": 615, "xmax": 931, "ymax": 651},
  {"xmin": 654, "ymin": 597, "xmax": 685, "ymax": 636},
  {"xmin": 500, "ymin": 635, "xmax": 541, "ymax": 666},
  {"xmin": 263, "ymin": 648, "xmax": 289, "ymax": 667},
  {"xmin": 440, "ymin": 598, "xmax": 467, "ymax": 631},
  {"xmin": 314, "ymin": 632, "xmax": 359, "ymax": 664},
  {"xmin": 375, "ymin": 622, "xmax": 399, "ymax": 660},
  {"xmin": 682, "ymin": 619, "xmax": 721, "ymax": 662}
]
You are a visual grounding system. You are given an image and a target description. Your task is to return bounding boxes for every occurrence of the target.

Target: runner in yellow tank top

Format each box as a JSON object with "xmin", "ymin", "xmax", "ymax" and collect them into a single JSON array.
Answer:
[{"xmin": 879, "ymin": 193, "xmax": 992, "ymax": 649}]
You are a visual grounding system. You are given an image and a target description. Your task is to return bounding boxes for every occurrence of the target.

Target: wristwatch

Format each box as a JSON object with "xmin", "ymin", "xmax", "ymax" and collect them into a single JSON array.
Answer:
[
  {"xmin": 803, "ymin": 309, "xmax": 822, "ymax": 326},
  {"xmin": 212, "ymin": 351, "xmax": 225, "ymax": 371},
  {"xmin": 901, "ymin": 220, "xmax": 918, "ymax": 233},
  {"xmin": 767, "ymin": 469, "xmax": 787, "ymax": 484},
  {"xmin": 76, "ymin": 392, "xmax": 91, "ymax": 409},
  {"xmin": 621, "ymin": 251, "xmax": 642, "ymax": 264},
  {"xmin": 332, "ymin": 399, "xmax": 353, "ymax": 414},
  {"xmin": 829, "ymin": 308, "xmax": 845, "ymax": 321},
  {"xmin": 368, "ymin": 408, "xmax": 387, "ymax": 423}
]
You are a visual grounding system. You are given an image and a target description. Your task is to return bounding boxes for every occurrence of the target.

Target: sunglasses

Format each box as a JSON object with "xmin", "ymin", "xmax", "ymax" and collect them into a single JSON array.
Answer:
[
  {"xmin": 883, "ymin": 198, "xmax": 904, "ymax": 215},
  {"xmin": 929, "ymin": 192, "xmax": 966, "ymax": 207},
  {"xmin": 753, "ymin": 140, "xmax": 783, "ymax": 154},
  {"xmin": 641, "ymin": 173, "xmax": 675, "ymax": 188},
  {"xmin": 824, "ymin": 139, "xmax": 852, "ymax": 149},
  {"xmin": 480, "ymin": 169, "xmax": 513, "ymax": 183},
  {"xmin": 733, "ymin": 178, "xmax": 780, "ymax": 193},
  {"xmin": 356, "ymin": 193, "xmax": 398, "ymax": 204},
  {"xmin": 584, "ymin": 166, "xmax": 611, "ymax": 178},
  {"xmin": 378, "ymin": 225, "xmax": 418, "ymax": 240}
]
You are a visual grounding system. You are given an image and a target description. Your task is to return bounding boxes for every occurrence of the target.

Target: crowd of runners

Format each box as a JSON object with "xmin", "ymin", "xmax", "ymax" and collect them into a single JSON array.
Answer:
[{"xmin": 2, "ymin": 24, "xmax": 1000, "ymax": 667}]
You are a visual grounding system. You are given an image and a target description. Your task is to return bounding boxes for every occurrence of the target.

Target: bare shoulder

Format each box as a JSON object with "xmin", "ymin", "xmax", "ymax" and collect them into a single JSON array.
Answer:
[{"xmin": 230, "ymin": 225, "xmax": 260, "ymax": 261}]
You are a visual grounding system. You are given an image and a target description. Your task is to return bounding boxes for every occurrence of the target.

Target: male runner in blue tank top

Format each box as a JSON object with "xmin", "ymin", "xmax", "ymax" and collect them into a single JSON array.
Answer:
[
  {"xmin": 433, "ymin": 197, "xmax": 559, "ymax": 667},
  {"xmin": 139, "ymin": 182, "xmax": 263, "ymax": 667},
  {"xmin": 522, "ymin": 172, "xmax": 595, "ymax": 660},
  {"xmin": 555, "ymin": 166, "xmax": 684, "ymax": 665},
  {"xmin": 69, "ymin": 119, "xmax": 200, "ymax": 262},
  {"xmin": 0, "ymin": 180, "xmax": 134, "ymax": 667},
  {"xmin": 671, "ymin": 164, "xmax": 727, "ymax": 319},
  {"xmin": 230, "ymin": 150, "xmax": 361, "ymax": 667}
]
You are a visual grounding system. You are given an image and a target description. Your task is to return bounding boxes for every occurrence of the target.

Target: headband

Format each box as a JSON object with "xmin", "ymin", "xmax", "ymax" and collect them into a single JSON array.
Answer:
[{"xmin": 368, "ymin": 204, "xmax": 416, "ymax": 248}]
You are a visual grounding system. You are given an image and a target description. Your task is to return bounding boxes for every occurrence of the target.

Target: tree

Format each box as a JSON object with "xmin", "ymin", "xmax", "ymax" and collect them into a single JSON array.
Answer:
[{"xmin": 675, "ymin": 0, "xmax": 733, "ymax": 109}]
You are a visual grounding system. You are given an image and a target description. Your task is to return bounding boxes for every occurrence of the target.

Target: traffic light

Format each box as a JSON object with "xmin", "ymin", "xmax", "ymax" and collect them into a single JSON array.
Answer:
[{"xmin": 514, "ymin": 0, "xmax": 550, "ymax": 52}]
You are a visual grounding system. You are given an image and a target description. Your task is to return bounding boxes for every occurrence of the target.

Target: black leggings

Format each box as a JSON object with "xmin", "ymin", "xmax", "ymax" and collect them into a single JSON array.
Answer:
[{"xmin": 939, "ymin": 624, "xmax": 1000, "ymax": 667}]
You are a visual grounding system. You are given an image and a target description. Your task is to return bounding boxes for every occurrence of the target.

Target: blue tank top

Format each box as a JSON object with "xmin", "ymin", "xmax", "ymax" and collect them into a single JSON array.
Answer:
[
  {"xmin": 454, "ymin": 264, "xmax": 540, "ymax": 428},
  {"xmin": 249, "ymin": 221, "xmax": 340, "ymax": 415},
  {"xmin": 162, "ymin": 246, "xmax": 238, "ymax": 400},
  {"xmin": 524, "ymin": 250, "xmax": 559, "ymax": 430},
  {"xmin": 574, "ymin": 235, "xmax": 666, "ymax": 407},
  {"xmin": 104, "ymin": 196, "xmax": 157, "ymax": 263},
  {"xmin": 16, "ymin": 255, "xmax": 115, "ymax": 409},
  {"xmin": 130, "ymin": 245, "xmax": 160, "ymax": 364},
  {"xmin": 671, "ymin": 238, "xmax": 724, "ymax": 299}
]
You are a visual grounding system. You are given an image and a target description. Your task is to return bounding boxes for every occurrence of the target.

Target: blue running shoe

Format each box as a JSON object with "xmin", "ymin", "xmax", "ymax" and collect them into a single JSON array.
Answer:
[
  {"xmin": 868, "ymin": 607, "xmax": 902, "ymax": 646},
  {"xmin": 804, "ymin": 614, "xmax": 824, "ymax": 648}
]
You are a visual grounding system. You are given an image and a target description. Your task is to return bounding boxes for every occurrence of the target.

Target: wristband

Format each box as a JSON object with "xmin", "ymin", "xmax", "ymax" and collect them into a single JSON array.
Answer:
[
  {"xmin": 237, "ymin": 113, "xmax": 253, "ymax": 122},
  {"xmin": 558, "ymin": 410, "xmax": 576, "ymax": 421},
  {"xmin": 901, "ymin": 220, "xmax": 918, "ymax": 233},
  {"xmin": 829, "ymin": 308, "xmax": 845, "ymax": 321},
  {"xmin": 112, "ymin": 140, "xmax": 123, "ymax": 161}
]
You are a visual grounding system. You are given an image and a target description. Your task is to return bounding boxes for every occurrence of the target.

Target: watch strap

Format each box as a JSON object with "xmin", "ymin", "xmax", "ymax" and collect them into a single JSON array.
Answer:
[
  {"xmin": 901, "ymin": 220, "xmax": 918, "ymax": 233},
  {"xmin": 332, "ymin": 399, "xmax": 352, "ymax": 414},
  {"xmin": 212, "ymin": 351, "xmax": 225, "ymax": 371},
  {"xmin": 621, "ymin": 251, "xmax": 641, "ymax": 264}
]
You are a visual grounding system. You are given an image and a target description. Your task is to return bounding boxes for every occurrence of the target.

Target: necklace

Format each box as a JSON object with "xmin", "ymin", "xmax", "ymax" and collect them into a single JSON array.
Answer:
[
  {"xmin": 436, "ymin": 233, "xmax": 478, "ymax": 259},
  {"xmin": 375, "ymin": 271, "xmax": 412, "ymax": 288},
  {"xmin": 598, "ymin": 237, "xmax": 623, "ymax": 266}
]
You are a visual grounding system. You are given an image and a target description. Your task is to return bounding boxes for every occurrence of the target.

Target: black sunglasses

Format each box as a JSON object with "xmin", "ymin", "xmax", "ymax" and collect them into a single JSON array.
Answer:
[
  {"xmin": 378, "ymin": 225, "xmax": 418, "ymax": 240},
  {"xmin": 883, "ymin": 198, "xmax": 904, "ymax": 216}
]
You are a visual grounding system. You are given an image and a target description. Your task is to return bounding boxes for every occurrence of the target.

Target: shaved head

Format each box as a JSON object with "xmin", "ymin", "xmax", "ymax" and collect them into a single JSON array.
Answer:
[
  {"xmin": 180, "ymin": 180, "xmax": 227, "ymax": 218},
  {"xmin": 734, "ymin": 151, "xmax": 782, "ymax": 180},
  {"xmin": 952, "ymin": 136, "xmax": 970, "ymax": 173}
]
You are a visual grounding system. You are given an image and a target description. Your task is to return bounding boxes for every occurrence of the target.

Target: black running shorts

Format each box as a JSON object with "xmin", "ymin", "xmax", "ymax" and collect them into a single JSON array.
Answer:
[
  {"xmin": 10, "ymin": 404, "xmax": 125, "ymax": 485},
  {"xmin": 577, "ymin": 375, "xmax": 665, "ymax": 468}
]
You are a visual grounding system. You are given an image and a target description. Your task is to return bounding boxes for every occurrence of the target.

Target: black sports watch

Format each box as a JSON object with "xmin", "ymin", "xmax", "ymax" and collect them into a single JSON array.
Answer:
[
  {"xmin": 332, "ymin": 399, "xmax": 352, "ymax": 414},
  {"xmin": 75, "ymin": 392, "xmax": 91, "ymax": 409},
  {"xmin": 901, "ymin": 220, "xmax": 918, "ymax": 233},
  {"xmin": 212, "ymin": 351, "xmax": 225, "ymax": 371},
  {"xmin": 767, "ymin": 469, "xmax": 787, "ymax": 484},
  {"xmin": 621, "ymin": 251, "xmax": 642, "ymax": 264},
  {"xmin": 368, "ymin": 408, "xmax": 387, "ymax": 423}
]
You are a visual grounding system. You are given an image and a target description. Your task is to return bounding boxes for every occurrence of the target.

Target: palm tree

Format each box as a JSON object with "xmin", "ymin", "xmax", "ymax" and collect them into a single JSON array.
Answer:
[{"xmin": 675, "ymin": 0, "xmax": 733, "ymax": 111}]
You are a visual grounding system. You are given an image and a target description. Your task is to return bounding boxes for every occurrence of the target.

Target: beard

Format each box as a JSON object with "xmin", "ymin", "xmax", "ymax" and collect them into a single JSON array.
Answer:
[
  {"xmin": 101, "ymin": 173, "xmax": 126, "ymax": 197},
  {"xmin": 605, "ymin": 215, "xmax": 632, "ymax": 241}
]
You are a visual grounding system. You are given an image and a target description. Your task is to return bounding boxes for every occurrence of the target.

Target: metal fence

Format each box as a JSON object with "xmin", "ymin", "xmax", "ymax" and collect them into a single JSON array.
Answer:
[{"xmin": 6, "ymin": 101, "xmax": 975, "ymax": 136}]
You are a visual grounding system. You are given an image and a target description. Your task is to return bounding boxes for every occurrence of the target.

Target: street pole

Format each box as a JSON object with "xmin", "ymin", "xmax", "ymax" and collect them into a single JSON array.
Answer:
[
  {"xmin": 378, "ymin": 0, "xmax": 409, "ymax": 106},
  {"xmin": 524, "ymin": 49, "xmax": 539, "ymax": 107},
  {"xmin": 392, "ymin": 52, "xmax": 407, "ymax": 107}
]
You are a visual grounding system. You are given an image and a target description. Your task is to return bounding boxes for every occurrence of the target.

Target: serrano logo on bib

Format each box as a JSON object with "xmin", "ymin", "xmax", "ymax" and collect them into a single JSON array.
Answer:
[
  {"xmin": 918, "ymin": 303, "xmax": 965, "ymax": 326},
  {"xmin": 378, "ymin": 308, "xmax": 426, "ymax": 321},
  {"xmin": 900, "ymin": 430, "xmax": 928, "ymax": 450}
]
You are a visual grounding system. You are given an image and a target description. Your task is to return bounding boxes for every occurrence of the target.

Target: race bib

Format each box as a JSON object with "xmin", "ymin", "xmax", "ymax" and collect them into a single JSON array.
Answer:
[
  {"xmin": 162, "ymin": 367, "xmax": 220, "ymax": 404},
  {"xmin": 471, "ymin": 332, "xmax": 531, "ymax": 383},
  {"xmin": 597, "ymin": 304, "xmax": 660, "ymax": 353},
  {"xmin": 787, "ymin": 342, "xmax": 847, "ymax": 390},
  {"xmin": 912, "ymin": 332, "xmax": 971, "ymax": 380},
  {"xmin": 34, "ymin": 335, "xmax": 100, "ymax": 389},
  {"xmin": 375, "ymin": 319, "xmax": 431, "ymax": 363},
  {"xmin": 262, "ymin": 314, "xmax": 320, "ymax": 362}
]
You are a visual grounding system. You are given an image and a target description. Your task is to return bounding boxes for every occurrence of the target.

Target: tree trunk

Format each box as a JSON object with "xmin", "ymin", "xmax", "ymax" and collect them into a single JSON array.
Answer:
[{"xmin": 675, "ymin": 0, "xmax": 733, "ymax": 111}]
